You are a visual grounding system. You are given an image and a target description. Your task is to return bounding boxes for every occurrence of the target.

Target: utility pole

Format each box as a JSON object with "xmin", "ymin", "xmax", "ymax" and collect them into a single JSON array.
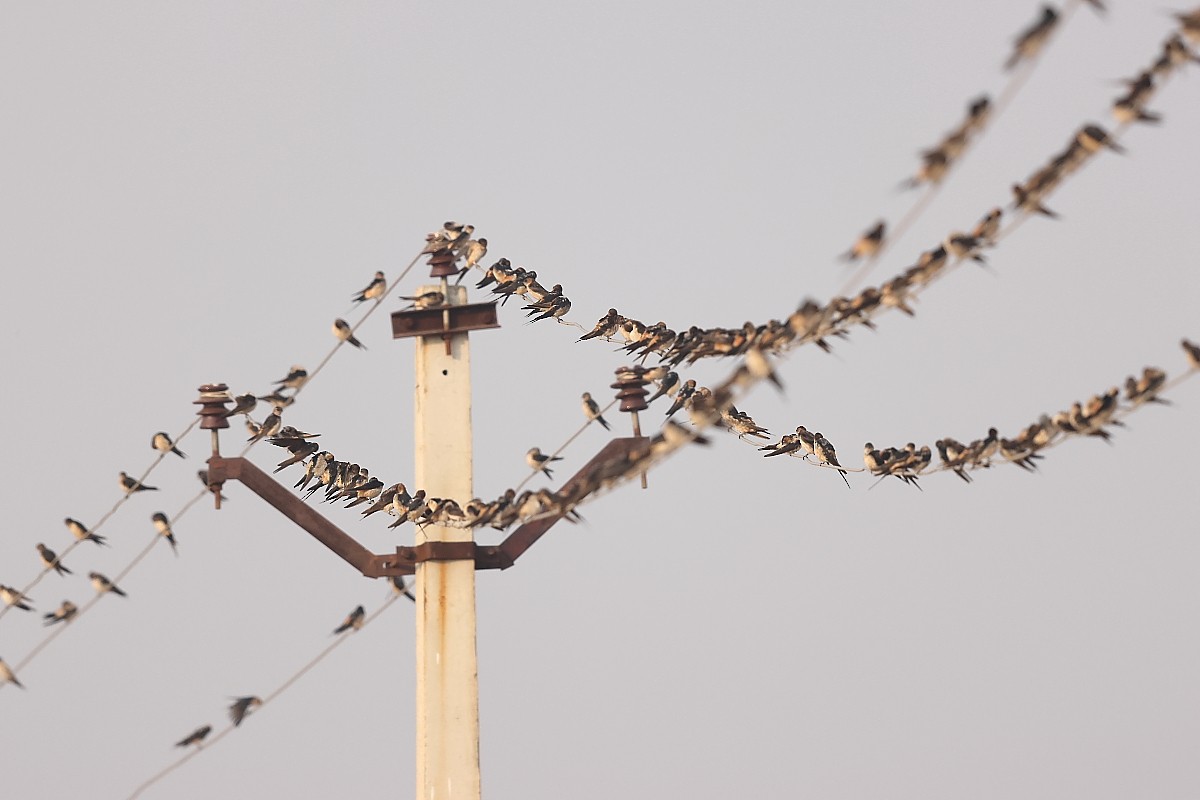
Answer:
[{"xmin": 411, "ymin": 279, "xmax": 481, "ymax": 800}]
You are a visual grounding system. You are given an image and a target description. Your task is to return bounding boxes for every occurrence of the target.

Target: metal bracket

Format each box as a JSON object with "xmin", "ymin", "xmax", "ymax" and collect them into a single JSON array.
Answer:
[{"xmin": 204, "ymin": 437, "xmax": 647, "ymax": 579}]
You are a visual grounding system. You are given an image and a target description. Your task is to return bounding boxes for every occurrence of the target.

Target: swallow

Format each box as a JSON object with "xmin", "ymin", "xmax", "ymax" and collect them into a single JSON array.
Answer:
[
  {"xmin": 840, "ymin": 221, "xmax": 886, "ymax": 262},
  {"xmin": 664, "ymin": 379, "xmax": 697, "ymax": 417},
  {"xmin": 760, "ymin": 433, "xmax": 802, "ymax": 458},
  {"xmin": 0, "ymin": 585, "xmax": 34, "ymax": 611},
  {"xmin": 362, "ymin": 482, "xmax": 405, "ymax": 518},
  {"xmin": 276, "ymin": 425, "xmax": 320, "ymax": 439},
  {"xmin": 526, "ymin": 447, "xmax": 562, "ymax": 479},
  {"xmin": 43, "ymin": 600, "xmax": 78, "ymax": 626},
  {"xmin": 333, "ymin": 318, "xmax": 366, "ymax": 349},
  {"xmin": 198, "ymin": 469, "xmax": 228, "ymax": 501},
  {"xmin": 971, "ymin": 207, "xmax": 1004, "ymax": 244},
  {"xmin": 151, "ymin": 431, "xmax": 186, "ymax": 459},
  {"xmin": 37, "ymin": 544, "xmax": 72, "ymax": 576},
  {"xmin": 1181, "ymin": 338, "xmax": 1200, "ymax": 370},
  {"xmin": 813, "ymin": 433, "xmax": 851, "ymax": 489},
  {"xmin": 0, "ymin": 658, "xmax": 23, "ymax": 689},
  {"xmin": 229, "ymin": 696, "xmax": 263, "ymax": 727},
  {"xmin": 646, "ymin": 371, "xmax": 680, "ymax": 404},
  {"xmin": 352, "ymin": 270, "xmax": 386, "ymax": 303},
  {"xmin": 578, "ymin": 309, "xmax": 623, "ymax": 342},
  {"xmin": 462, "ymin": 238, "xmax": 488, "ymax": 269},
  {"xmin": 119, "ymin": 471, "xmax": 158, "ymax": 493},
  {"xmin": 936, "ymin": 439, "xmax": 974, "ymax": 483},
  {"xmin": 90, "ymin": 572, "xmax": 127, "ymax": 597},
  {"xmin": 274, "ymin": 366, "xmax": 308, "ymax": 391},
  {"xmin": 527, "ymin": 295, "xmax": 572, "ymax": 324},
  {"xmin": 332, "ymin": 605, "xmax": 365, "ymax": 634},
  {"xmin": 1173, "ymin": 10, "xmax": 1200, "ymax": 44},
  {"xmin": 1005, "ymin": 5, "xmax": 1059, "ymax": 71},
  {"xmin": 1075, "ymin": 124, "xmax": 1124, "ymax": 155},
  {"xmin": 273, "ymin": 440, "xmax": 320, "ymax": 473},
  {"xmin": 248, "ymin": 406, "xmax": 284, "ymax": 442},
  {"xmin": 900, "ymin": 148, "xmax": 949, "ymax": 190},
  {"xmin": 65, "ymin": 517, "xmax": 107, "ymax": 547},
  {"xmin": 399, "ymin": 290, "xmax": 446, "ymax": 310},
  {"xmin": 257, "ymin": 388, "xmax": 295, "ymax": 408},
  {"xmin": 475, "ymin": 257, "xmax": 511, "ymax": 289},
  {"xmin": 223, "ymin": 392, "xmax": 258, "ymax": 418},
  {"xmin": 151, "ymin": 512, "xmax": 178, "ymax": 554},
  {"xmin": 391, "ymin": 575, "xmax": 417, "ymax": 602},
  {"xmin": 581, "ymin": 392, "xmax": 611, "ymax": 430},
  {"xmin": 745, "ymin": 347, "xmax": 784, "ymax": 392},
  {"xmin": 175, "ymin": 725, "xmax": 212, "ymax": 748},
  {"xmin": 1011, "ymin": 183, "xmax": 1058, "ymax": 219}
]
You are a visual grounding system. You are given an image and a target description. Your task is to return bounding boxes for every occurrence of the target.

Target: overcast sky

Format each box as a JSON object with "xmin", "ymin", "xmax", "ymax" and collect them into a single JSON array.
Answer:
[{"xmin": 2, "ymin": 1, "xmax": 1199, "ymax": 798}]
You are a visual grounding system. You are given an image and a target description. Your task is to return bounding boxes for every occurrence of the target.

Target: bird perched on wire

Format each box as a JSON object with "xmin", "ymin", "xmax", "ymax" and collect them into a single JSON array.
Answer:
[
  {"xmin": 333, "ymin": 318, "xmax": 366, "ymax": 349},
  {"xmin": 333, "ymin": 605, "xmax": 365, "ymax": 634},
  {"xmin": 1005, "ymin": 5, "xmax": 1059, "ymax": 71},
  {"xmin": 175, "ymin": 725, "xmax": 212, "ymax": 748},
  {"xmin": 274, "ymin": 366, "xmax": 308, "ymax": 391},
  {"xmin": 840, "ymin": 220, "xmax": 886, "ymax": 262},
  {"xmin": 90, "ymin": 572, "xmax": 127, "ymax": 597},
  {"xmin": 223, "ymin": 392, "xmax": 258, "ymax": 418},
  {"xmin": 119, "ymin": 471, "xmax": 158, "ymax": 494},
  {"xmin": 37, "ymin": 544, "xmax": 72, "ymax": 576},
  {"xmin": 462, "ymin": 238, "xmax": 488, "ymax": 271},
  {"xmin": 229, "ymin": 696, "xmax": 263, "ymax": 727},
  {"xmin": 391, "ymin": 575, "xmax": 417, "ymax": 602},
  {"xmin": 151, "ymin": 512, "xmax": 178, "ymax": 555},
  {"xmin": 248, "ymin": 406, "xmax": 284, "ymax": 443},
  {"xmin": 581, "ymin": 392, "xmax": 611, "ymax": 430},
  {"xmin": 198, "ymin": 469, "xmax": 229, "ymax": 502},
  {"xmin": 526, "ymin": 447, "xmax": 563, "ymax": 479},
  {"xmin": 0, "ymin": 585, "xmax": 34, "ymax": 611},
  {"xmin": 151, "ymin": 431, "xmax": 186, "ymax": 459},
  {"xmin": 64, "ymin": 517, "xmax": 107, "ymax": 547},
  {"xmin": 352, "ymin": 271, "xmax": 386, "ymax": 304},
  {"xmin": 1, "ymin": 657, "xmax": 23, "ymax": 689},
  {"xmin": 1182, "ymin": 338, "xmax": 1200, "ymax": 370},
  {"xmin": 43, "ymin": 600, "xmax": 78, "ymax": 626},
  {"xmin": 813, "ymin": 433, "xmax": 851, "ymax": 489}
]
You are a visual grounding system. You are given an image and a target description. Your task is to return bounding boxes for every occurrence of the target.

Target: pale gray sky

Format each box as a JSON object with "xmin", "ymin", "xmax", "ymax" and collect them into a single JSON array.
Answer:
[{"xmin": 2, "ymin": 2, "xmax": 1198, "ymax": 798}]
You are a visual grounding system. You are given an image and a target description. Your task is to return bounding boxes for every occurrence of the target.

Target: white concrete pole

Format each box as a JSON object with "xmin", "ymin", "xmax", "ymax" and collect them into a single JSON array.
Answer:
[{"xmin": 413, "ymin": 282, "xmax": 481, "ymax": 800}]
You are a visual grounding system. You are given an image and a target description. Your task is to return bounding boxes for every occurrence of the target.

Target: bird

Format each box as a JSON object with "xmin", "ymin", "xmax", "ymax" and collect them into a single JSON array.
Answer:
[
  {"xmin": 43, "ymin": 600, "xmax": 78, "ymax": 626},
  {"xmin": 840, "ymin": 220, "xmax": 886, "ymax": 262},
  {"xmin": 151, "ymin": 512, "xmax": 178, "ymax": 554},
  {"xmin": 646, "ymin": 371, "xmax": 680, "ymax": 404},
  {"xmin": 90, "ymin": 572, "xmax": 127, "ymax": 597},
  {"xmin": 352, "ymin": 271, "xmax": 386, "ymax": 303},
  {"xmin": 462, "ymin": 238, "xmax": 488, "ymax": 270},
  {"xmin": 175, "ymin": 725, "xmax": 212, "ymax": 748},
  {"xmin": 248, "ymin": 406, "xmax": 284, "ymax": 442},
  {"xmin": 229, "ymin": 696, "xmax": 263, "ymax": 727},
  {"xmin": 391, "ymin": 575, "xmax": 416, "ymax": 602},
  {"xmin": 37, "ymin": 544, "xmax": 72, "ymax": 576},
  {"xmin": 119, "ymin": 471, "xmax": 158, "ymax": 493},
  {"xmin": 1075, "ymin": 123, "xmax": 1124, "ymax": 155},
  {"xmin": 333, "ymin": 318, "xmax": 366, "ymax": 349},
  {"xmin": 1005, "ymin": 5, "xmax": 1059, "ymax": 71},
  {"xmin": 64, "ymin": 517, "xmax": 107, "ymax": 547},
  {"xmin": 198, "ymin": 469, "xmax": 228, "ymax": 502},
  {"xmin": 813, "ymin": 433, "xmax": 851, "ymax": 489},
  {"xmin": 274, "ymin": 366, "xmax": 308, "ymax": 391},
  {"xmin": 223, "ymin": 392, "xmax": 258, "ymax": 418},
  {"xmin": 399, "ymin": 290, "xmax": 446, "ymax": 310},
  {"xmin": 151, "ymin": 431, "xmax": 186, "ymax": 459},
  {"xmin": 333, "ymin": 605, "xmax": 365, "ymax": 634},
  {"xmin": 745, "ymin": 347, "xmax": 783, "ymax": 392},
  {"xmin": 1181, "ymin": 338, "xmax": 1200, "ymax": 370},
  {"xmin": 581, "ymin": 392, "xmax": 610, "ymax": 430},
  {"xmin": 1, "ymin": 657, "xmax": 24, "ymax": 689},
  {"xmin": 0, "ymin": 585, "xmax": 34, "ymax": 611},
  {"xmin": 526, "ymin": 447, "xmax": 562, "ymax": 479}
]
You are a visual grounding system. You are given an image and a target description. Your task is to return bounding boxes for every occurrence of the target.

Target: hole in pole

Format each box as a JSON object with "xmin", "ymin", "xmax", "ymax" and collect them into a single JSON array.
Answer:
[{"xmin": 442, "ymin": 369, "xmax": 448, "ymax": 376}]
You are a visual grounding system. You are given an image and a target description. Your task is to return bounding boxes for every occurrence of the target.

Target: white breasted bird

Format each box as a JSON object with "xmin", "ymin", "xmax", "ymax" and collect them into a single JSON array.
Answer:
[
  {"xmin": 274, "ymin": 366, "xmax": 308, "ymax": 391},
  {"xmin": 37, "ymin": 543, "xmax": 72, "ymax": 576},
  {"xmin": 248, "ymin": 406, "xmax": 284, "ymax": 442},
  {"xmin": 90, "ymin": 571, "xmax": 127, "ymax": 597},
  {"xmin": 526, "ymin": 447, "xmax": 563, "ymax": 480},
  {"xmin": 581, "ymin": 392, "xmax": 611, "ymax": 430},
  {"xmin": 333, "ymin": 318, "xmax": 366, "ymax": 349},
  {"xmin": 333, "ymin": 605, "xmax": 366, "ymax": 634},
  {"xmin": 44, "ymin": 600, "xmax": 78, "ymax": 626},
  {"xmin": 352, "ymin": 271, "xmax": 386, "ymax": 303},
  {"xmin": 65, "ymin": 517, "xmax": 107, "ymax": 547},
  {"xmin": 119, "ymin": 471, "xmax": 158, "ymax": 494},
  {"xmin": 151, "ymin": 512, "xmax": 178, "ymax": 555},
  {"xmin": 0, "ymin": 585, "xmax": 34, "ymax": 611},
  {"xmin": 0, "ymin": 657, "xmax": 23, "ymax": 689},
  {"xmin": 151, "ymin": 431, "xmax": 186, "ymax": 459},
  {"xmin": 1005, "ymin": 5, "xmax": 1059, "ymax": 71}
]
